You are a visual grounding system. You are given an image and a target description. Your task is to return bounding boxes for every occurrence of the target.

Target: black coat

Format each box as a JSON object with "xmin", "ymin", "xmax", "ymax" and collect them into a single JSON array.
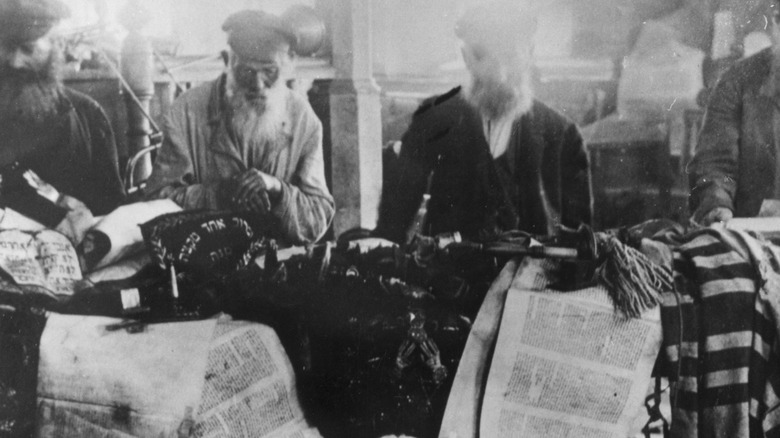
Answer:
[
  {"xmin": 689, "ymin": 48, "xmax": 780, "ymax": 218},
  {"xmin": 376, "ymin": 87, "xmax": 592, "ymax": 243}
]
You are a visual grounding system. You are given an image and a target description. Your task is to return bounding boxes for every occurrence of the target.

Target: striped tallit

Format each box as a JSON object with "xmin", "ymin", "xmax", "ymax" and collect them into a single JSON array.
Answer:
[{"xmin": 659, "ymin": 228, "xmax": 780, "ymax": 438}]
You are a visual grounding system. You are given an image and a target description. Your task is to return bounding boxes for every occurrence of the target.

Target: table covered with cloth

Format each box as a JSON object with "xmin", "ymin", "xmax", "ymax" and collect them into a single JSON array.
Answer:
[{"xmin": 34, "ymin": 313, "xmax": 321, "ymax": 438}]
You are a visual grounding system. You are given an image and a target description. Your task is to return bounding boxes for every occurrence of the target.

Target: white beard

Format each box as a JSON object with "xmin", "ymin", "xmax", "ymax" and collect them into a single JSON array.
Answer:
[
  {"xmin": 225, "ymin": 70, "xmax": 287, "ymax": 148},
  {"xmin": 464, "ymin": 66, "xmax": 533, "ymax": 120}
]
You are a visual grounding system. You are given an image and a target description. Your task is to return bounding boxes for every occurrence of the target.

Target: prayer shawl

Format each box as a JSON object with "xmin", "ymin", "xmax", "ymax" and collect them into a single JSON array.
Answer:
[{"xmin": 659, "ymin": 228, "xmax": 780, "ymax": 438}]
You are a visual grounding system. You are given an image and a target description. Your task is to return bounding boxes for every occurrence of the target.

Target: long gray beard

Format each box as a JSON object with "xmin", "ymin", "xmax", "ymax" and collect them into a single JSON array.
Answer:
[
  {"xmin": 465, "ymin": 69, "xmax": 534, "ymax": 120},
  {"xmin": 225, "ymin": 77, "xmax": 287, "ymax": 149},
  {"xmin": 0, "ymin": 54, "xmax": 63, "ymax": 126}
]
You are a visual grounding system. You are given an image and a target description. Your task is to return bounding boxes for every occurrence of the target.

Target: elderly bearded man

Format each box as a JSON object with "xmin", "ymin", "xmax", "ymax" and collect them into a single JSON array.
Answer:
[
  {"xmin": 144, "ymin": 10, "xmax": 334, "ymax": 245},
  {"xmin": 0, "ymin": 0, "xmax": 125, "ymax": 217},
  {"xmin": 375, "ymin": 2, "xmax": 592, "ymax": 244}
]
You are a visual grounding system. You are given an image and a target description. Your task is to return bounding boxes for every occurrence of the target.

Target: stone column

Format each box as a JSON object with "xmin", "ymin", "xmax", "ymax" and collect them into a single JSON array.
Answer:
[{"xmin": 329, "ymin": 0, "xmax": 383, "ymax": 236}]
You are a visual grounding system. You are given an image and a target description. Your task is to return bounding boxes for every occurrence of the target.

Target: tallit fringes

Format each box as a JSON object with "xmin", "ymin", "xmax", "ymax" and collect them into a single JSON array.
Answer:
[{"xmin": 597, "ymin": 234, "xmax": 674, "ymax": 319}]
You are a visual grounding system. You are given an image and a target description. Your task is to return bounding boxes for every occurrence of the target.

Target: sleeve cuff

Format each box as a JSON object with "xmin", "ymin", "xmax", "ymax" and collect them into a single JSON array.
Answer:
[
  {"xmin": 270, "ymin": 181, "xmax": 291, "ymax": 219},
  {"xmin": 691, "ymin": 183, "xmax": 734, "ymax": 218}
]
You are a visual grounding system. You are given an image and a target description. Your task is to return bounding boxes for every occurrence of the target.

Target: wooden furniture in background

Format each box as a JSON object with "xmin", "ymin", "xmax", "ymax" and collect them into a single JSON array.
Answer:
[{"xmin": 588, "ymin": 138, "xmax": 674, "ymax": 230}]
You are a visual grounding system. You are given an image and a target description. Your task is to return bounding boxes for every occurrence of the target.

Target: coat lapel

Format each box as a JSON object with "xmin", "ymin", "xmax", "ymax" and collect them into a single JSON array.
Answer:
[{"xmin": 517, "ymin": 105, "xmax": 559, "ymax": 234}]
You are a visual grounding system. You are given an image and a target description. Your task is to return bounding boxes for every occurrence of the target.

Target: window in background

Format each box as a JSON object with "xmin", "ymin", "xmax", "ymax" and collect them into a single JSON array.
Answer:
[
  {"xmin": 372, "ymin": 0, "xmax": 580, "ymax": 82},
  {"xmin": 59, "ymin": 0, "xmax": 314, "ymax": 56},
  {"xmin": 60, "ymin": 0, "xmax": 172, "ymax": 38}
]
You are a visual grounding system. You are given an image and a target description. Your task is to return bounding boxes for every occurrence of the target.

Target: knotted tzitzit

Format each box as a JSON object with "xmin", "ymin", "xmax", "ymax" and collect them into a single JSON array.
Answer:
[{"xmin": 596, "ymin": 234, "xmax": 674, "ymax": 319}]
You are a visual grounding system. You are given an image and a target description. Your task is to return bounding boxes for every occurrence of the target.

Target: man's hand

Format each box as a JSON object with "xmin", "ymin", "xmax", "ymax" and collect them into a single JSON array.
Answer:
[
  {"xmin": 232, "ymin": 169, "xmax": 281, "ymax": 214},
  {"xmin": 694, "ymin": 206, "xmax": 733, "ymax": 226}
]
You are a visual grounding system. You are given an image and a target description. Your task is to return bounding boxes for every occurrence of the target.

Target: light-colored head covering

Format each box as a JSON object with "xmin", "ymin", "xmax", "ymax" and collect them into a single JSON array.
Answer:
[{"xmin": 455, "ymin": 1, "xmax": 540, "ymax": 53}]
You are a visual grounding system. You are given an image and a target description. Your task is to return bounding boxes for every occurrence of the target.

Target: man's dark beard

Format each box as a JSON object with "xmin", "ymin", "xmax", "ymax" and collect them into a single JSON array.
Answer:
[{"xmin": 0, "ymin": 52, "xmax": 63, "ymax": 126}]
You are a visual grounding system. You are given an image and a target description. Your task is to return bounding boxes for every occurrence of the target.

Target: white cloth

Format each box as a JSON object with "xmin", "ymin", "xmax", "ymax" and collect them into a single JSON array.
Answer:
[
  {"xmin": 84, "ymin": 199, "xmax": 182, "ymax": 272},
  {"xmin": 482, "ymin": 113, "xmax": 515, "ymax": 159}
]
